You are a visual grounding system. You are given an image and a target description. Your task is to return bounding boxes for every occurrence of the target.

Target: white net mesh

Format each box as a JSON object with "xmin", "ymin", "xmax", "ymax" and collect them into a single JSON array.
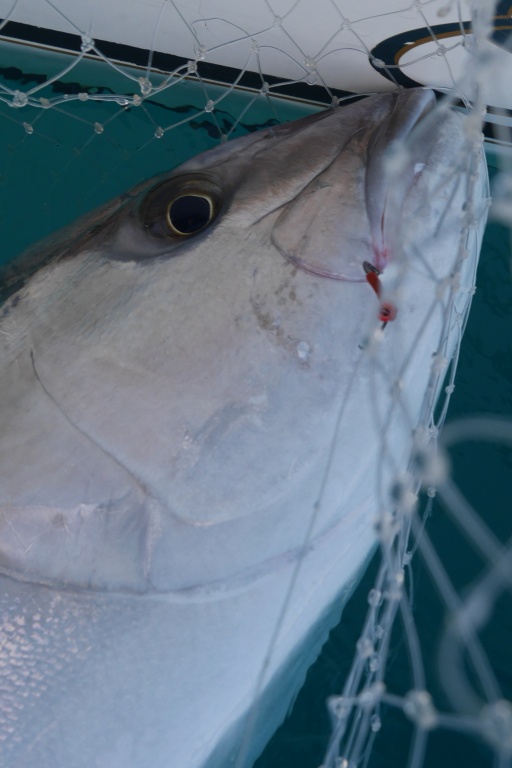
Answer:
[{"xmin": 0, "ymin": 2, "xmax": 511, "ymax": 768}]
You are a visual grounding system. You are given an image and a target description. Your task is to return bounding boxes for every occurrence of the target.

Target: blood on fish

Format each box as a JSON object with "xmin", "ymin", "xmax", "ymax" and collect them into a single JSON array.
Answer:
[{"xmin": 362, "ymin": 260, "xmax": 397, "ymax": 328}]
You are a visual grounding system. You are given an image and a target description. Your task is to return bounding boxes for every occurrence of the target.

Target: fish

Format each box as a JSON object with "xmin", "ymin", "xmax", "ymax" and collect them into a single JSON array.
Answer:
[{"xmin": 0, "ymin": 89, "xmax": 488, "ymax": 768}]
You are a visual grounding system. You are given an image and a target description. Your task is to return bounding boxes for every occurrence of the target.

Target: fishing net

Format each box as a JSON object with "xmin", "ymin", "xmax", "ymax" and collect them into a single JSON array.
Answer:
[{"xmin": 0, "ymin": 2, "xmax": 511, "ymax": 768}]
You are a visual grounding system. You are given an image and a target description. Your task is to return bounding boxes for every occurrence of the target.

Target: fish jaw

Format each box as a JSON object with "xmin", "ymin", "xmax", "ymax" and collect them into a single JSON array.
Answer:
[{"xmin": 364, "ymin": 88, "xmax": 437, "ymax": 270}]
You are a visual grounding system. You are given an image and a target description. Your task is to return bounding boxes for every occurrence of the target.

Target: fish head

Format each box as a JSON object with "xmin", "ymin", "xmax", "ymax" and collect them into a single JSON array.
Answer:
[{"xmin": 0, "ymin": 89, "xmax": 488, "ymax": 594}]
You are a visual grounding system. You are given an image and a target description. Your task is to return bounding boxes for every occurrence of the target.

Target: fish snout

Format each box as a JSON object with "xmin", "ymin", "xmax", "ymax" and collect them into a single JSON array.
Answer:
[{"xmin": 270, "ymin": 90, "xmax": 438, "ymax": 284}]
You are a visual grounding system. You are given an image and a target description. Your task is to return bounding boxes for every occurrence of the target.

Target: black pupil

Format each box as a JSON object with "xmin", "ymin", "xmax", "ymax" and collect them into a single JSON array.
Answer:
[{"xmin": 168, "ymin": 195, "xmax": 211, "ymax": 234}]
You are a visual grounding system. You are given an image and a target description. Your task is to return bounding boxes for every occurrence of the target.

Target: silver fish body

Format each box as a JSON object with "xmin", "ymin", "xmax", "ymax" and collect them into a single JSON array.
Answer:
[{"xmin": 0, "ymin": 90, "xmax": 488, "ymax": 767}]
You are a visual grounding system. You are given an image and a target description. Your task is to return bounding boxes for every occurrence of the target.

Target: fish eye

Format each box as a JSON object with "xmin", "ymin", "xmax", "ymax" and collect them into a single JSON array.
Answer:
[
  {"xmin": 140, "ymin": 175, "xmax": 222, "ymax": 241},
  {"xmin": 167, "ymin": 194, "xmax": 214, "ymax": 236}
]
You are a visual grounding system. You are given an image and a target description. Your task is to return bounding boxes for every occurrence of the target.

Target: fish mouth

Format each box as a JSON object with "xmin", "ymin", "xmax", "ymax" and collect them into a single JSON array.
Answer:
[{"xmin": 271, "ymin": 88, "xmax": 437, "ymax": 282}]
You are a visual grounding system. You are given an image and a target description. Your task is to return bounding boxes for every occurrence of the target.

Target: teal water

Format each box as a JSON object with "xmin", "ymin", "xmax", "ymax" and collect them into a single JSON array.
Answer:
[{"xmin": 1, "ymin": 44, "xmax": 511, "ymax": 768}]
